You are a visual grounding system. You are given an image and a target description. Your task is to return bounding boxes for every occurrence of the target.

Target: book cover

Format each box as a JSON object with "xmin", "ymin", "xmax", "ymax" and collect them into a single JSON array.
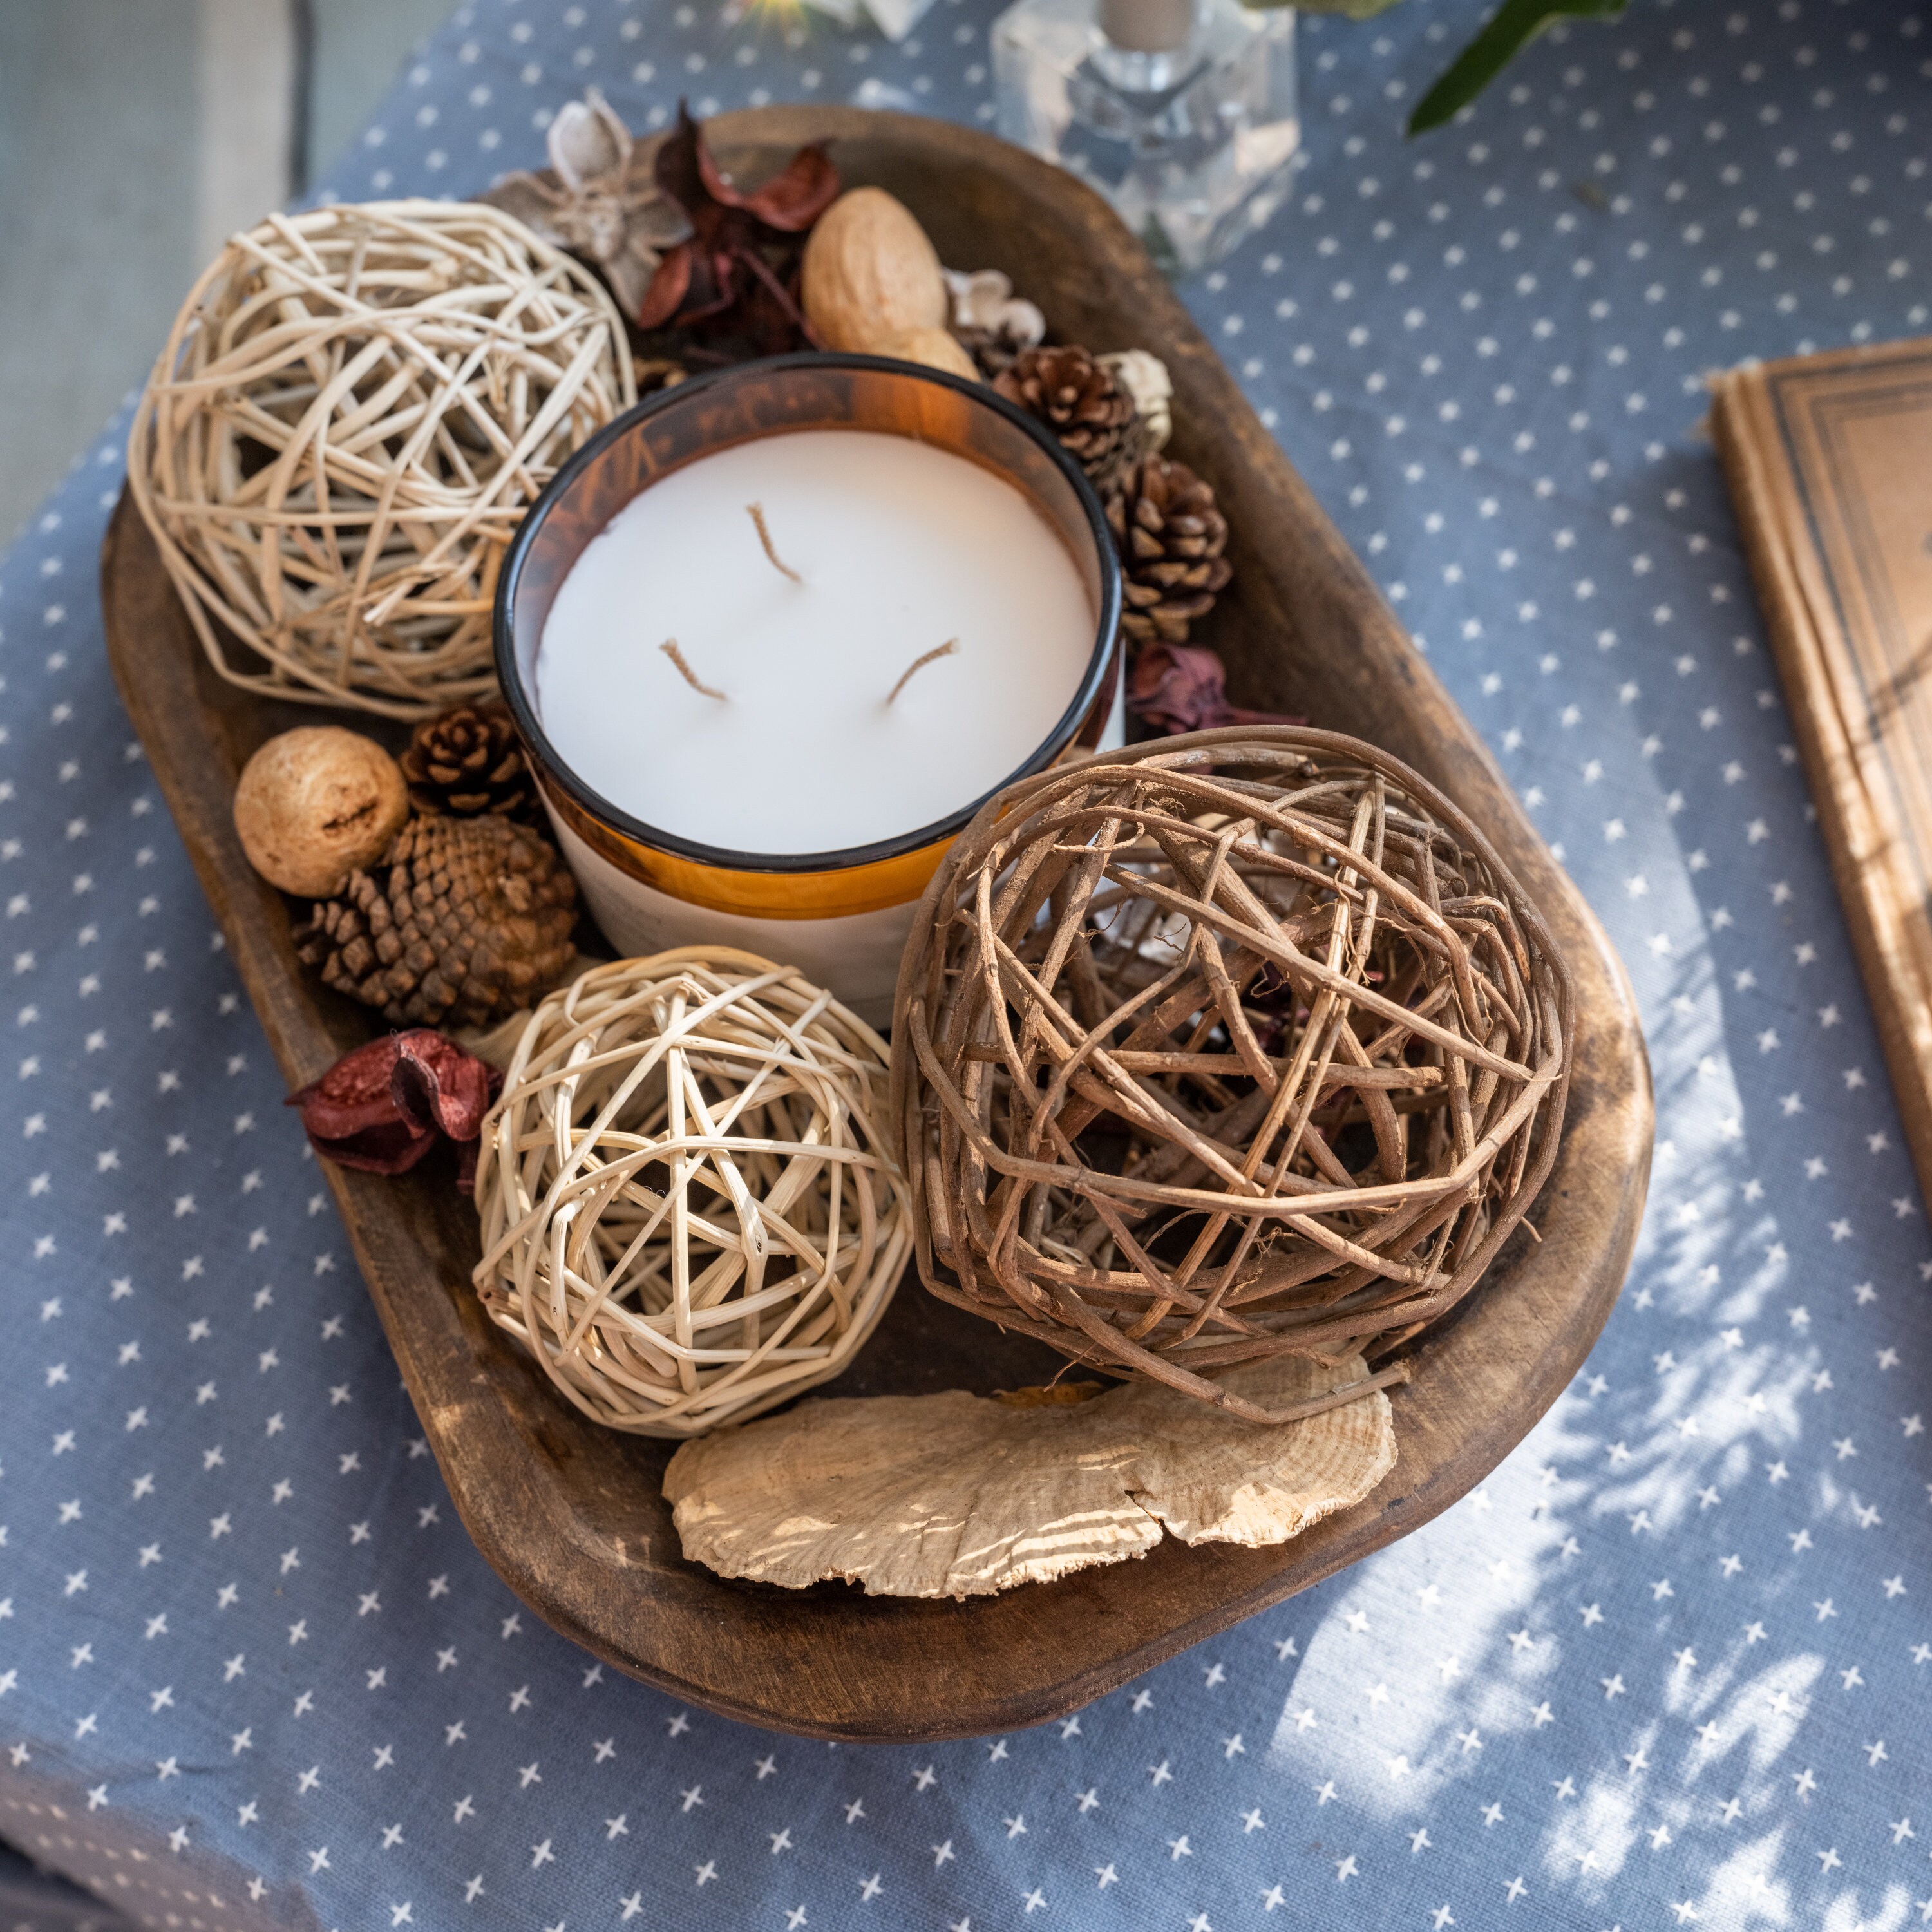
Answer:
[{"xmin": 1712, "ymin": 338, "xmax": 1932, "ymax": 1204}]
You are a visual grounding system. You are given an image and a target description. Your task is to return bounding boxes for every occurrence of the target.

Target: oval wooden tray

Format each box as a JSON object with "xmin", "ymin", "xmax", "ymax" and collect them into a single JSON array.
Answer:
[{"xmin": 100, "ymin": 104, "xmax": 1653, "ymax": 1743}]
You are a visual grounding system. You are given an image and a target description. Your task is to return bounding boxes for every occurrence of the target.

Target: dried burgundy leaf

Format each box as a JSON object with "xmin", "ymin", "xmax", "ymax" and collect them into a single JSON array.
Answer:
[
  {"xmin": 701, "ymin": 133, "xmax": 838, "ymax": 233},
  {"xmin": 652, "ymin": 102, "xmax": 712, "ymax": 227},
  {"xmin": 636, "ymin": 241, "xmax": 694, "ymax": 330},
  {"xmin": 290, "ymin": 1037, "xmax": 405, "ymax": 1138},
  {"xmin": 638, "ymin": 102, "xmax": 835, "ymax": 354},
  {"xmin": 1127, "ymin": 641, "xmax": 1304, "ymax": 739},
  {"xmin": 289, "ymin": 1037, "xmax": 435, "ymax": 1175},
  {"xmin": 289, "ymin": 1030, "xmax": 501, "ymax": 1188},
  {"xmin": 310, "ymin": 1111, "xmax": 435, "ymax": 1175}
]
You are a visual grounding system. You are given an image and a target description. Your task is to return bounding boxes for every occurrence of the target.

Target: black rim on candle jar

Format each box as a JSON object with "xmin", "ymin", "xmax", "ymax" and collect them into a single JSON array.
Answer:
[{"xmin": 495, "ymin": 352, "xmax": 1125, "ymax": 892}]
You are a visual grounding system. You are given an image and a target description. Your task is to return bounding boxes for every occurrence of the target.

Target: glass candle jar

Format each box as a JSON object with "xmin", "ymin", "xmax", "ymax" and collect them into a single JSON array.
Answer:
[{"xmin": 496, "ymin": 353, "xmax": 1125, "ymax": 1023}]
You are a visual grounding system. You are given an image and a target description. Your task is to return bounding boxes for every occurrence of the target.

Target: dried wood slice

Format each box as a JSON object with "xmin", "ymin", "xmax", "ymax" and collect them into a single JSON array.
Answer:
[{"xmin": 663, "ymin": 1352, "xmax": 1395, "ymax": 1598}]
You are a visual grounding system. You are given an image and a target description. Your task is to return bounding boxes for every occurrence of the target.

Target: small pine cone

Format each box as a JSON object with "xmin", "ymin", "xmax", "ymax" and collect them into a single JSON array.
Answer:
[
  {"xmin": 400, "ymin": 698, "xmax": 537, "ymax": 821},
  {"xmin": 294, "ymin": 814, "xmax": 577, "ymax": 1030},
  {"xmin": 995, "ymin": 345, "xmax": 1142, "ymax": 495},
  {"xmin": 1107, "ymin": 456, "xmax": 1233, "ymax": 647},
  {"xmin": 954, "ymin": 325, "xmax": 1021, "ymax": 381}
]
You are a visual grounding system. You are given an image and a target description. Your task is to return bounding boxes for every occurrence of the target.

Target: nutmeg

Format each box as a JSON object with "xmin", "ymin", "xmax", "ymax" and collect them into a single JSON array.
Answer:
[
  {"xmin": 800, "ymin": 187, "xmax": 947, "ymax": 354},
  {"xmin": 234, "ymin": 726, "xmax": 410, "ymax": 898},
  {"xmin": 875, "ymin": 325, "xmax": 980, "ymax": 383}
]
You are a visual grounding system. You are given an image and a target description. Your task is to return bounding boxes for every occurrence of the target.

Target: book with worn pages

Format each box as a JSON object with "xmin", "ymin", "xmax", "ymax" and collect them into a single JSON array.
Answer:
[{"xmin": 1712, "ymin": 337, "xmax": 1932, "ymax": 1204}]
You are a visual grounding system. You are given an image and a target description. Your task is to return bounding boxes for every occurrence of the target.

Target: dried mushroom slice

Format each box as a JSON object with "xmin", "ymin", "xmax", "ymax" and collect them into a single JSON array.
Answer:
[{"xmin": 661, "ymin": 1354, "xmax": 1396, "ymax": 1600}]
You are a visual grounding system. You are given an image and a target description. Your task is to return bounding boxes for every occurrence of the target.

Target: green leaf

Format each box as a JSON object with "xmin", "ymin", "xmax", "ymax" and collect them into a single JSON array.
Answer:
[{"xmin": 1406, "ymin": 0, "xmax": 1625, "ymax": 135}]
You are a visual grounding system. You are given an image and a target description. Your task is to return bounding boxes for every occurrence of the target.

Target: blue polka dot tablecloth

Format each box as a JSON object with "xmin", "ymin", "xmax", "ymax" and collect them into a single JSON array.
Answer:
[{"xmin": 5, "ymin": 3, "xmax": 1932, "ymax": 1929}]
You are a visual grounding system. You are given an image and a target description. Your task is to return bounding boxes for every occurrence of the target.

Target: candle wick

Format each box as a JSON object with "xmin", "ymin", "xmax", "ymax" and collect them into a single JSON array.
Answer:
[
  {"xmin": 887, "ymin": 638, "xmax": 959, "ymax": 705},
  {"xmin": 660, "ymin": 638, "xmax": 728, "ymax": 701},
  {"xmin": 745, "ymin": 502, "xmax": 802, "ymax": 584}
]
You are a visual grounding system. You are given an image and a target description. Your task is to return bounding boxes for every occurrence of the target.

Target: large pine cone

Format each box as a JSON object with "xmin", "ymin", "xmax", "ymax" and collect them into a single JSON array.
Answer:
[
  {"xmin": 295, "ymin": 814, "xmax": 577, "ymax": 1028},
  {"xmin": 995, "ymin": 345, "xmax": 1142, "ymax": 497},
  {"xmin": 1108, "ymin": 455, "xmax": 1233, "ymax": 647},
  {"xmin": 400, "ymin": 698, "xmax": 536, "ymax": 821}
]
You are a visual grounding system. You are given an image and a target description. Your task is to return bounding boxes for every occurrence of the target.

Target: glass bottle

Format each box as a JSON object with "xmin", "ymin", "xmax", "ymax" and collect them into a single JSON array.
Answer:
[{"xmin": 992, "ymin": 0, "xmax": 1299, "ymax": 278}]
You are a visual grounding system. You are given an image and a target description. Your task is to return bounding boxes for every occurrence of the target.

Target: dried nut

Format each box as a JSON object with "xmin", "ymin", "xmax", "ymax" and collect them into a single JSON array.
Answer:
[
  {"xmin": 801, "ymin": 187, "xmax": 946, "ymax": 353},
  {"xmin": 234, "ymin": 726, "xmax": 408, "ymax": 898},
  {"xmin": 875, "ymin": 325, "xmax": 980, "ymax": 382}
]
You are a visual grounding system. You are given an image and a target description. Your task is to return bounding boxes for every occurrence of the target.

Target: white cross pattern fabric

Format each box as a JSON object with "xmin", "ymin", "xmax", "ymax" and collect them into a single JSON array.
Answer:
[{"xmin": 1, "ymin": 2, "xmax": 1930, "ymax": 1929}]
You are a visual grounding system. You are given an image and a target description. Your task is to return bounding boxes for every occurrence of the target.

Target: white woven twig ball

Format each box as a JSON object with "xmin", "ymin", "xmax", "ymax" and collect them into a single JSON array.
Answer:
[
  {"xmin": 128, "ymin": 200, "xmax": 636, "ymax": 720},
  {"xmin": 473, "ymin": 950, "xmax": 914, "ymax": 1437}
]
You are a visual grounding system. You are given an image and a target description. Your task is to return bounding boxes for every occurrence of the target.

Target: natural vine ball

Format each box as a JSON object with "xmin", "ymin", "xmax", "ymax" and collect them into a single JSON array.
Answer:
[
  {"xmin": 890, "ymin": 727, "xmax": 1573, "ymax": 1428},
  {"xmin": 127, "ymin": 202, "xmax": 634, "ymax": 721},
  {"xmin": 473, "ymin": 950, "xmax": 914, "ymax": 1438}
]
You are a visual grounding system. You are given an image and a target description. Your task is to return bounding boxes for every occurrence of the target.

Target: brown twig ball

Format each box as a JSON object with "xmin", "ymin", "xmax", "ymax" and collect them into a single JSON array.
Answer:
[
  {"xmin": 233, "ymin": 726, "xmax": 408, "ymax": 898},
  {"xmin": 891, "ymin": 728, "xmax": 1573, "ymax": 1428}
]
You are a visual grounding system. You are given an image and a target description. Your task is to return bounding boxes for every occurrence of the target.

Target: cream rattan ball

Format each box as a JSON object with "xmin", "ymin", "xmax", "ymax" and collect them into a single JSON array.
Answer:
[
  {"xmin": 128, "ymin": 200, "xmax": 635, "ymax": 720},
  {"xmin": 473, "ymin": 949, "xmax": 913, "ymax": 1437}
]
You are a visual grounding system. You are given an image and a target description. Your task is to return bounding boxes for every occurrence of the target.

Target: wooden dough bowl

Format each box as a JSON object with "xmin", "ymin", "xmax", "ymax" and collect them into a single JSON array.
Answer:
[{"xmin": 101, "ymin": 105, "xmax": 1653, "ymax": 1743}]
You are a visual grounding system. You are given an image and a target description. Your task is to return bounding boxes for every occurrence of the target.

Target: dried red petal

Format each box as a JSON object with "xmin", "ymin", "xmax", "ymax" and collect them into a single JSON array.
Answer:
[
  {"xmin": 669, "ymin": 247, "xmax": 743, "ymax": 327},
  {"xmin": 390, "ymin": 1029, "xmax": 500, "ymax": 1142},
  {"xmin": 305, "ymin": 1112, "xmax": 438, "ymax": 1177},
  {"xmin": 290, "ymin": 1036, "xmax": 406, "ymax": 1141},
  {"xmin": 637, "ymin": 241, "xmax": 694, "ymax": 328},
  {"xmin": 289, "ymin": 1030, "xmax": 500, "ymax": 1187},
  {"xmin": 641, "ymin": 102, "xmax": 838, "ymax": 346},
  {"xmin": 710, "ymin": 138, "xmax": 838, "ymax": 233},
  {"xmin": 1127, "ymin": 642, "xmax": 1305, "ymax": 738}
]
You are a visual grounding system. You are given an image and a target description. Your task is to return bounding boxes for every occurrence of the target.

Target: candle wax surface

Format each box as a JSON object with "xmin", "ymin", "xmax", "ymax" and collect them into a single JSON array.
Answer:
[{"xmin": 535, "ymin": 430, "xmax": 1097, "ymax": 855}]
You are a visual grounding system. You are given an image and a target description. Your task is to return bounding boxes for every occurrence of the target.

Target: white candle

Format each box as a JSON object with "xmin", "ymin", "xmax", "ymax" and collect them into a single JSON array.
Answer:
[{"xmin": 535, "ymin": 429, "xmax": 1097, "ymax": 855}]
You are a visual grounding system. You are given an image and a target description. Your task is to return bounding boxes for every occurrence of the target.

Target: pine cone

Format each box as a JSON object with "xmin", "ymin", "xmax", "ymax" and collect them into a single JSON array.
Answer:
[
  {"xmin": 954, "ymin": 325, "xmax": 1021, "ymax": 381},
  {"xmin": 400, "ymin": 698, "xmax": 537, "ymax": 821},
  {"xmin": 1108, "ymin": 455, "xmax": 1234, "ymax": 647},
  {"xmin": 995, "ymin": 345, "xmax": 1142, "ymax": 497},
  {"xmin": 294, "ymin": 814, "xmax": 577, "ymax": 1029}
]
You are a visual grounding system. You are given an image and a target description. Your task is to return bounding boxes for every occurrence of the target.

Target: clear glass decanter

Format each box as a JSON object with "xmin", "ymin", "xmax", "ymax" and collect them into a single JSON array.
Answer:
[{"xmin": 992, "ymin": 0, "xmax": 1299, "ymax": 278}]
